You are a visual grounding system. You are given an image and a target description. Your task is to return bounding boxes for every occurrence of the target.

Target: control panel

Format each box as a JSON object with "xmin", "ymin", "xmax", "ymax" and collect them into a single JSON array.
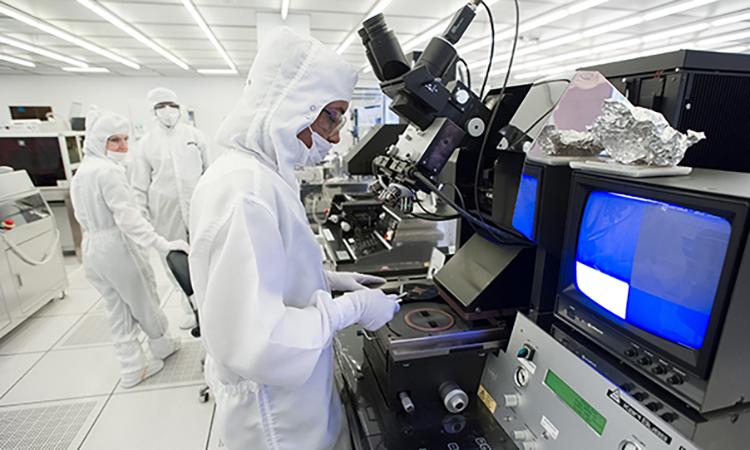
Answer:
[
  {"xmin": 0, "ymin": 193, "xmax": 50, "ymax": 232},
  {"xmin": 479, "ymin": 313, "xmax": 701, "ymax": 450},
  {"xmin": 557, "ymin": 301, "xmax": 704, "ymax": 410},
  {"xmin": 549, "ymin": 324, "xmax": 708, "ymax": 440}
]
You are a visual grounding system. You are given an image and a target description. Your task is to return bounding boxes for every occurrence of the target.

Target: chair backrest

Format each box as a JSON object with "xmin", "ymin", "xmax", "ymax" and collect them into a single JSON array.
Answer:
[{"xmin": 166, "ymin": 250, "xmax": 194, "ymax": 297}]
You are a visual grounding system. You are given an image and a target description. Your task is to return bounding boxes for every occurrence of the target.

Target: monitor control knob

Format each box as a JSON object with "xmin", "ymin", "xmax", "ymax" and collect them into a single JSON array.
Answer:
[
  {"xmin": 624, "ymin": 348, "xmax": 638, "ymax": 358},
  {"xmin": 637, "ymin": 356, "xmax": 653, "ymax": 366},
  {"xmin": 667, "ymin": 375, "xmax": 684, "ymax": 385}
]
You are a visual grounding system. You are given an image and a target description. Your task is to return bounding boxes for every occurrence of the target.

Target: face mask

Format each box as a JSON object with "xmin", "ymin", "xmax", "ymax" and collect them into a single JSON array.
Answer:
[
  {"xmin": 107, "ymin": 151, "xmax": 128, "ymax": 165},
  {"xmin": 304, "ymin": 128, "xmax": 334, "ymax": 166},
  {"xmin": 156, "ymin": 106, "xmax": 180, "ymax": 128}
]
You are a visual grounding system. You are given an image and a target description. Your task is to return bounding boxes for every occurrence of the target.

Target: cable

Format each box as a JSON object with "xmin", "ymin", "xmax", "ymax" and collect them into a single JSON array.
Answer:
[
  {"xmin": 413, "ymin": 171, "xmax": 527, "ymax": 246},
  {"xmin": 440, "ymin": 182, "xmax": 481, "ymax": 236},
  {"xmin": 472, "ymin": 0, "xmax": 520, "ymax": 244},
  {"xmin": 457, "ymin": 57, "xmax": 472, "ymax": 90},
  {"xmin": 478, "ymin": 0, "xmax": 495, "ymax": 99}
]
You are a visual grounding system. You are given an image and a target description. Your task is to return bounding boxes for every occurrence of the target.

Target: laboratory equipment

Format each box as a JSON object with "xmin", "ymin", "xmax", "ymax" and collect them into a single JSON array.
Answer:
[
  {"xmin": 480, "ymin": 313, "xmax": 703, "ymax": 450},
  {"xmin": 556, "ymin": 169, "xmax": 750, "ymax": 414},
  {"xmin": 0, "ymin": 130, "xmax": 85, "ymax": 254},
  {"xmin": 320, "ymin": 192, "xmax": 445, "ymax": 278},
  {"xmin": 345, "ymin": 124, "xmax": 406, "ymax": 175},
  {"xmin": 0, "ymin": 169, "xmax": 67, "ymax": 339}
]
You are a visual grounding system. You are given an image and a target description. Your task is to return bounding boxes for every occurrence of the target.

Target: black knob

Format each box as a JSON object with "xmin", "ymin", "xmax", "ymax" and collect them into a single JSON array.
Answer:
[
  {"xmin": 667, "ymin": 375, "xmax": 684, "ymax": 385},
  {"xmin": 637, "ymin": 356, "xmax": 653, "ymax": 366},
  {"xmin": 632, "ymin": 392, "xmax": 649, "ymax": 402},
  {"xmin": 620, "ymin": 383, "xmax": 635, "ymax": 393},
  {"xmin": 646, "ymin": 402, "xmax": 663, "ymax": 412},
  {"xmin": 652, "ymin": 366, "xmax": 667, "ymax": 375},
  {"xmin": 625, "ymin": 348, "xmax": 638, "ymax": 358},
  {"xmin": 660, "ymin": 412, "xmax": 678, "ymax": 423}
]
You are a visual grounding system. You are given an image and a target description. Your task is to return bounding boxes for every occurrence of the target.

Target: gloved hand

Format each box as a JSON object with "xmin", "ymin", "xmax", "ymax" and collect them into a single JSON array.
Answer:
[
  {"xmin": 326, "ymin": 271, "xmax": 386, "ymax": 292},
  {"xmin": 167, "ymin": 239, "xmax": 191, "ymax": 254},
  {"xmin": 333, "ymin": 289, "xmax": 399, "ymax": 331}
]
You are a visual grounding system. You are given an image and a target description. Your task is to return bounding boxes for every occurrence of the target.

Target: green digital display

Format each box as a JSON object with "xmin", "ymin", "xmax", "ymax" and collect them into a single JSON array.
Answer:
[{"xmin": 544, "ymin": 369, "xmax": 607, "ymax": 435}]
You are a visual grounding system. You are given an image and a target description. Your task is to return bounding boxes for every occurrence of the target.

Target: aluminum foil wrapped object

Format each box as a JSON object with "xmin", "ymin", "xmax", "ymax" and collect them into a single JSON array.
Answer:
[
  {"xmin": 590, "ymin": 98, "xmax": 705, "ymax": 166},
  {"xmin": 537, "ymin": 124, "xmax": 604, "ymax": 156}
]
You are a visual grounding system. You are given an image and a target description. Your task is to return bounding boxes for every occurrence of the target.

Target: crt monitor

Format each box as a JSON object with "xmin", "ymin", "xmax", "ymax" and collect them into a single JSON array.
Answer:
[{"xmin": 555, "ymin": 169, "xmax": 750, "ymax": 412}]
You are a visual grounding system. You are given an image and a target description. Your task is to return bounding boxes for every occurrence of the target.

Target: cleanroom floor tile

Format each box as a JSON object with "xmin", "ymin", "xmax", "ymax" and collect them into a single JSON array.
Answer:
[
  {"xmin": 0, "ymin": 397, "xmax": 107, "ymax": 450},
  {"xmin": 114, "ymin": 340, "xmax": 205, "ymax": 393},
  {"xmin": 0, "ymin": 346, "xmax": 120, "ymax": 406},
  {"xmin": 0, "ymin": 315, "xmax": 80, "ymax": 355},
  {"xmin": 33, "ymin": 288, "xmax": 101, "ymax": 317},
  {"xmin": 80, "ymin": 386, "xmax": 213, "ymax": 450},
  {"xmin": 0, "ymin": 353, "xmax": 44, "ymax": 399},
  {"xmin": 55, "ymin": 314, "xmax": 113, "ymax": 349}
]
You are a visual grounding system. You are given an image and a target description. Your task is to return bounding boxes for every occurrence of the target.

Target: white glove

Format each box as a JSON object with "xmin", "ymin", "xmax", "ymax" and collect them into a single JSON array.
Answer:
[
  {"xmin": 326, "ymin": 271, "xmax": 386, "ymax": 292},
  {"xmin": 166, "ymin": 239, "xmax": 190, "ymax": 254},
  {"xmin": 332, "ymin": 289, "xmax": 399, "ymax": 331}
]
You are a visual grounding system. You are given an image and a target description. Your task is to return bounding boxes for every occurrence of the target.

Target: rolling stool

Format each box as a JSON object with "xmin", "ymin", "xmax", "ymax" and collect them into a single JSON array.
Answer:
[{"xmin": 166, "ymin": 250, "xmax": 210, "ymax": 403}]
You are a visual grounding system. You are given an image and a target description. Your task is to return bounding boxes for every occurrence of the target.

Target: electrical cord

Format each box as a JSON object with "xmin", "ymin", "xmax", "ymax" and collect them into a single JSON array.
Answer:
[
  {"xmin": 478, "ymin": 0, "xmax": 495, "ymax": 99},
  {"xmin": 413, "ymin": 171, "xmax": 527, "ymax": 246},
  {"xmin": 472, "ymin": 0, "xmax": 520, "ymax": 244},
  {"xmin": 457, "ymin": 57, "xmax": 472, "ymax": 89},
  {"xmin": 439, "ymin": 182, "xmax": 482, "ymax": 236}
]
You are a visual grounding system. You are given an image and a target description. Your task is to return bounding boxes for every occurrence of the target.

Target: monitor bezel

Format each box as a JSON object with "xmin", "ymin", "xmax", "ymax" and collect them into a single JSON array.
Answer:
[{"xmin": 556, "ymin": 172, "xmax": 749, "ymax": 378}]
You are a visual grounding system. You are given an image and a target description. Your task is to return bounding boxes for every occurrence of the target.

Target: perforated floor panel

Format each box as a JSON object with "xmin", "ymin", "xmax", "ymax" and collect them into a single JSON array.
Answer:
[
  {"xmin": 0, "ymin": 400, "xmax": 98, "ymax": 449},
  {"xmin": 60, "ymin": 315, "xmax": 112, "ymax": 348},
  {"xmin": 137, "ymin": 341, "xmax": 205, "ymax": 388}
]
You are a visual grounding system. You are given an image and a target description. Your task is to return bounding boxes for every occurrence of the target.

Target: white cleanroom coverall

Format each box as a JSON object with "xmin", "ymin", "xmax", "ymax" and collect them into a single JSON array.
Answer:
[
  {"xmin": 70, "ymin": 108, "xmax": 185, "ymax": 387},
  {"xmin": 131, "ymin": 87, "xmax": 210, "ymax": 327},
  {"xmin": 189, "ymin": 27, "xmax": 398, "ymax": 449}
]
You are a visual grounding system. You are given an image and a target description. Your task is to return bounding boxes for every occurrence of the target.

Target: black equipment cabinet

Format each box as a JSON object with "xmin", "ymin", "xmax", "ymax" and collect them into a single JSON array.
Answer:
[{"xmin": 586, "ymin": 50, "xmax": 750, "ymax": 173}]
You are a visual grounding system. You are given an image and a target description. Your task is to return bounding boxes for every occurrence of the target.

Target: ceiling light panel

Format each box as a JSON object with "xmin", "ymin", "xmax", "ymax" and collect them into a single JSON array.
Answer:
[
  {"xmin": 0, "ymin": 34, "xmax": 89, "ymax": 67},
  {"xmin": 180, "ymin": 0, "xmax": 236, "ymax": 71},
  {"xmin": 0, "ymin": 1, "xmax": 139, "ymax": 69},
  {"xmin": 0, "ymin": 52, "xmax": 34, "ymax": 68},
  {"xmin": 76, "ymin": 0, "xmax": 189, "ymax": 70}
]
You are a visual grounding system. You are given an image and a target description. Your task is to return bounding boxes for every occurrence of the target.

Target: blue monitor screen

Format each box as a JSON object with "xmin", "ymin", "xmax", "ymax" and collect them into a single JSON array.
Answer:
[
  {"xmin": 512, "ymin": 173, "xmax": 539, "ymax": 241},
  {"xmin": 575, "ymin": 191, "xmax": 731, "ymax": 349}
]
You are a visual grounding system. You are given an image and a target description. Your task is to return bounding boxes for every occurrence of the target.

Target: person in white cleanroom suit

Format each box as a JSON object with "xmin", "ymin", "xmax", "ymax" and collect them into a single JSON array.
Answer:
[
  {"xmin": 70, "ymin": 107, "xmax": 186, "ymax": 388},
  {"xmin": 131, "ymin": 87, "xmax": 210, "ymax": 329},
  {"xmin": 189, "ymin": 28, "xmax": 399, "ymax": 450}
]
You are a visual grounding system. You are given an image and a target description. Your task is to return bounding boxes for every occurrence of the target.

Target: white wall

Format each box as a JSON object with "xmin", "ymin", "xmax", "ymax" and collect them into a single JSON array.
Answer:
[
  {"xmin": 0, "ymin": 75, "xmax": 245, "ymax": 140},
  {"xmin": 0, "ymin": 75, "xmax": 386, "ymax": 157}
]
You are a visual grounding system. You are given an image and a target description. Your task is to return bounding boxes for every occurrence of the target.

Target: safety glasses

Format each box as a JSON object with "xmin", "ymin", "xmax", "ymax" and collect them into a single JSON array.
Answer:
[{"xmin": 320, "ymin": 108, "xmax": 347, "ymax": 135}]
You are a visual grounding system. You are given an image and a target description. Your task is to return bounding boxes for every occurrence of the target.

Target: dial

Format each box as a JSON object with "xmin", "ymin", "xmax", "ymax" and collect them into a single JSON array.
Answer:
[{"xmin": 514, "ymin": 366, "xmax": 530, "ymax": 388}]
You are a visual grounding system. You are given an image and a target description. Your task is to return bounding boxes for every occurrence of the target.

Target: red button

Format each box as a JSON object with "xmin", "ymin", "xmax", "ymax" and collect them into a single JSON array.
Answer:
[{"xmin": 4, "ymin": 219, "xmax": 13, "ymax": 225}]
